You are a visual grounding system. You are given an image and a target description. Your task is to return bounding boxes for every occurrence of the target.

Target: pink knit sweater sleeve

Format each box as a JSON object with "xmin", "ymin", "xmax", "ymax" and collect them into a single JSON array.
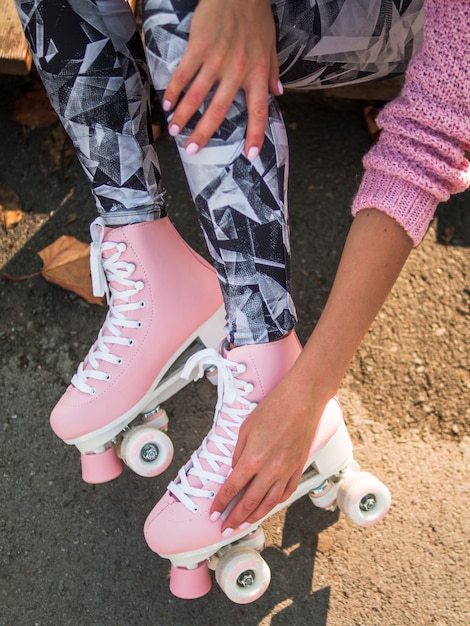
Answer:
[{"xmin": 352, "ymin": 0, "xmax": 470, "ymax": 246}]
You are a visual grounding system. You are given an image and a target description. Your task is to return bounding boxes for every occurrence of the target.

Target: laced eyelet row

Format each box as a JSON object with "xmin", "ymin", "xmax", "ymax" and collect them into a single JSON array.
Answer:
[
  {"xmin": 167, "ymin": 349, "xmax": 261, "ymax": 512},
  {"xmin": 73, "ymin": 220, "xmax": 150, "ymax": 396}
]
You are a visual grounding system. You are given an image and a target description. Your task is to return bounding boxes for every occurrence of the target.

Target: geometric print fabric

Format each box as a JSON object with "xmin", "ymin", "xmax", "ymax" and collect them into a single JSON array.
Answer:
[{"xmin": 14, "ymin": 0, "xmax": 424, "ymax": 344}]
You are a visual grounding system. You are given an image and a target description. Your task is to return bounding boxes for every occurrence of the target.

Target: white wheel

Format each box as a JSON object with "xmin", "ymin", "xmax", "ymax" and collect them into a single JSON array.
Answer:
[
  {"xmin": 205, "ymin": 365, "xmax": 218, "ymax": 386},
  {"xmin": 336, "ymin": 471, "xmax": 391, "ymax": 527},
  {"xmin": 237, "ymin": 527, "xmax": 266, "ymax": 552},
  {"xmin": 120, "ymin": 425, "xmax": 173, "ymax": 477},
  {"xmin": 215, "ymin": 546, "xmax": 271, "ymax": 604},
  {"xmin": 309, "ymin": 478, "xmax": 337, "ymax": 509},
  {"xmin": 141, "ymin": 405, "xmax": 169, "ymax": 430}
]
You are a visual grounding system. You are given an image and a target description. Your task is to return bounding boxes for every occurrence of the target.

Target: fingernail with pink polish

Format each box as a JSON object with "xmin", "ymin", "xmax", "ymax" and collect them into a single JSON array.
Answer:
[
  {"xmin": 222, "ymin": 528, "xmax": 234, "ymax": 538},
  {"xmin": 247, "ymin": 147, "xmax": 259, "ymax": 163},
  {"xmin": 162, "ymin": 99, "xmax": 172, "ymax": 112},
  {"xmin": 168, "ymin": 123, "xmax": 180, "ymax": 137},
  {"xmin": 238, "ymin": 522, "xmax": 251, "ymax": 531},
  {"xmin": 277, "ymin": 80, "xmax": 284, "ymax": 95},
  {"xmin": 210, "ymin": 511, "xmax": 221, "ymax": 522},
  {"xmin": 185, "ymin": 142, "xmax": 199, "ymax": 156}
]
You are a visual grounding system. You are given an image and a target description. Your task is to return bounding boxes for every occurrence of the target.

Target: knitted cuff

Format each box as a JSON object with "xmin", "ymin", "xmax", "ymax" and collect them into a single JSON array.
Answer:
[{"xmin": 352, "ymin": 169, "xmax": 439, "ymax": 247}]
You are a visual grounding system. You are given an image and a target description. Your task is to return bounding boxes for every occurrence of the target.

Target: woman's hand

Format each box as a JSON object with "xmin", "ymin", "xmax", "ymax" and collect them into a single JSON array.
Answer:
[
  {"xmin": 163, "ymin": 0, "xmax": 281, "ymax": 159},
  {"xmin": 210, "ymin": 364, "xmax": 324, "ymax": 535}
]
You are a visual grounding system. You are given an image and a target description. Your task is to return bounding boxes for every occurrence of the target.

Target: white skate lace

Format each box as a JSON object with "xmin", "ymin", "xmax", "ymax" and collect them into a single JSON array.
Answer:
[
  {"xmin": 70, "ymin": 217, "xmax": 145, "ymax": 395},
  {"xmin": 167, "ymin": 348, "xmax": 257, "ymax": 513}
]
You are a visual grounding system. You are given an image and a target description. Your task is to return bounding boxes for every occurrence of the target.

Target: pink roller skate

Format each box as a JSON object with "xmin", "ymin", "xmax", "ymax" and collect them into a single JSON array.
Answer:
[
  {"xmin": 50, "ymin": 216, "xmax": 225, "ymax": 484},
  {"xmin": 144, "ymin": 334, "xmax": 391, "ymax": 603}
]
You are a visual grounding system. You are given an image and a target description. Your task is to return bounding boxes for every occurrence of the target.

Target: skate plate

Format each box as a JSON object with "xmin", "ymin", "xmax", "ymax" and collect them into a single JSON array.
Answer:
[{"xmin": 159, "ymin": 405, "xmax": 391, "ymax": 603}]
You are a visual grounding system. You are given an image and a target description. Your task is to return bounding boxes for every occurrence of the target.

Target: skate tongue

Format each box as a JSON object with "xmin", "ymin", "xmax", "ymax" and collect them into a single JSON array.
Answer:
[
  {"xmin": 89, "ymin": 217, "xmax": 137, "ymax": 303},
  {"xmin": 90, "ymin": 245, "xmax": 108, "ymax": 298},
  {"xmin": 90, "ymin": 219, "xmax": 108, "ymax": 298},
  {"xmin": 72, "ymin": 220, "xmax": 145, "ymax": 393}
]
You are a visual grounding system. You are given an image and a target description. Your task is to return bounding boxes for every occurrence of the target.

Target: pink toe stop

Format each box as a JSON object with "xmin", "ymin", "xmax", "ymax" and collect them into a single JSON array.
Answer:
[
  {"xmin": 169, "ymin": 562, "xmax": 212, "ymax": 599},
  {"xmin": 81, "ymin": 447, "xmax": 123, "ymax": 484}
]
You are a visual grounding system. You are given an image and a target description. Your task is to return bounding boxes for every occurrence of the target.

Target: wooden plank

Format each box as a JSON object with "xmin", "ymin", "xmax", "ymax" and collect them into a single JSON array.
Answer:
[{"xmin": 0, "ymin": 0, "xmax": 32, "ymax": 76}]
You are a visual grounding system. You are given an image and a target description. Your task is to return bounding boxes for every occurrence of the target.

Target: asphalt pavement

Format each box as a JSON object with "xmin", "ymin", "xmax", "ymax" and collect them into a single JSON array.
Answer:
[{"xmin": 1, "ymin": 73, "xmax": 469, "ymax": 626}]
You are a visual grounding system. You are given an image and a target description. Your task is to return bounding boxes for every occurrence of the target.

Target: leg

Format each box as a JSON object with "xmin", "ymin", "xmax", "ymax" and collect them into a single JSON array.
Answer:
[
  {"xmin": 143, "ymin": 0, "xmax": 297, "ymax": 346},
  {"xmin": 14, "ymin": 0, "xmax": 225, "ymax": 481},
  {"xmin": 15, "ymin": 0, "xmax": 164, "ymax": 224},
  {"xmin": 274, "ymin": 0, "xmax": 424, "ymax": 89},
  {"xmin": 142, "ymin": 0, "xmax": 421, "ymax": 599}
]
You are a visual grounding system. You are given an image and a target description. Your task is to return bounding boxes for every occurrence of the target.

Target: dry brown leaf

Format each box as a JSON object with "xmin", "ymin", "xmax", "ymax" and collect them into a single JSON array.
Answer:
[
  {"xmin": 3, "ymin": 236, "xmax": 104, "ymax": 306},
  {"xmin": 363, "ymin": 104, "xmax": 381, "ymax": 143},
  {"xmin": 0, "ymin": 206, "xmax": 23, "ymax": 230},
  {"xmin": 12, "ymin": 85, "xmax": 58, "ymax": 129},
  {"xmin": 0, "ymin": 183, "xmax": 22, "ymax": 211},
  {"xmin": 0, "ymin": 184, "xmax": 23, "ymax": 230},
  {"xmin": 38, "ymin": 236, "xmax": 104, "ymax": 306}
]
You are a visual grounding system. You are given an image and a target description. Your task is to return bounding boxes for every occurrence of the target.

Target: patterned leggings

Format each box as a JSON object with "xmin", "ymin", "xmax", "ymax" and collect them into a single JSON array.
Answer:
[{"xmin": 15, "ymin": 0, "xmax": 424, "ymax": 345}]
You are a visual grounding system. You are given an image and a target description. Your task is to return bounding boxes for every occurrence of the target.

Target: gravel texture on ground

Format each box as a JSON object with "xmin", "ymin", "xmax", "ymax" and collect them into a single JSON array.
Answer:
[{"xmin": 1, "ymin": 75, "xmax": 468, "ymax": 625}]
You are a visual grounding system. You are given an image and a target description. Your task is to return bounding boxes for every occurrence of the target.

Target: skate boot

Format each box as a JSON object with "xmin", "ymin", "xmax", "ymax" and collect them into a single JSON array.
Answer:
[
  {"xmin": 144, "ymin": 334, "xmax": 391, "ymax": 603},
  {"xmin": 50, "ymin": 216, "xmax": 225, "ymax": 484}
]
